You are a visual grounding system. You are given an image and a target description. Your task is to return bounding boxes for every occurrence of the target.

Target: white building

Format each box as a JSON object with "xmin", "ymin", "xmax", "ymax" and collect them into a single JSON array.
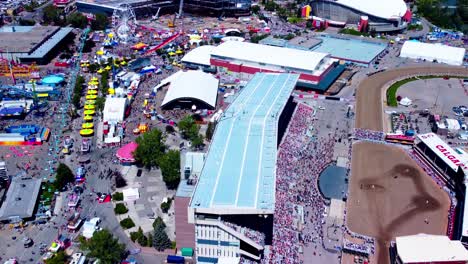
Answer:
[
  {"xmin": 395, "ymin": 234, "xmax": 468, "ymax": 264},
  {"xmin": 400, "ymin": 41, "xmax": 466, "ymax": 66}
]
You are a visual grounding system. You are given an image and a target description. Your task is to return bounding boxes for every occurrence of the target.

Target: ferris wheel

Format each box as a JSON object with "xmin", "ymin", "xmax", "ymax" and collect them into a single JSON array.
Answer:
[{"xmin": 112, "ymin": 4, "xmax": 137, "ymax": 43}]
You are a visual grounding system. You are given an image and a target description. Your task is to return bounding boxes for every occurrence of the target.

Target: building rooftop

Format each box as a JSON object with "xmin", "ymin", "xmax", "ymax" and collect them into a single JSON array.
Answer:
[
  {"xmin": 181, "ymin": 45, "xmax": 215, "ymax": 67},
  {"xmin": 0, "ymin": 177, "xmax": 41, "ymax": 221},
  {"xmin": 20, "ymin": 27, "xmax": 73, "ymax": 59},
  {"xmin": 0, "ymin": 26, "xmax": 60, "ymax": 53},
  {"xmin": 190, "ymin": 73, "xmax": 299, "ymax": 214},
  {"xmin": 334, "ymin": 0, "xmax": 408, "ymax": 20},
  {"xmin": 396, "ymin": 234, "xmax": 468, "ymax": 263},
  {"xmin": 211, "ymin": 41, "xmax": 330, "ymax": 73}
]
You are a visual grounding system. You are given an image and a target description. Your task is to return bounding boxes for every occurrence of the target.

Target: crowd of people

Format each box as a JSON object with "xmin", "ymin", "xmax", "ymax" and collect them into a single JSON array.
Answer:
[
  {"xmin": 353, "ymin": 128, "xmax": 385, "ymax": 142},
  {"xmin": 269, "ymin": 104, "xmax": 335, "ymax": 263},
  {"xmin": 222, "ymin": 221, "xmax": 266, "ymax": 247},
  {"xmin": 407, "ymin": 149, "xmax": 458, "ymax": 239}
]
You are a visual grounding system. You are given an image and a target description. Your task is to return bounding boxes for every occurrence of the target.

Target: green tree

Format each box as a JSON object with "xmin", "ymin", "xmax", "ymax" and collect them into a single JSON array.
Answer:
[
  {"xmin": 82, "ymin": 39, "xmax": 96, "ymax": 53},
  {"xmin": 45, "ymin": 251, "xmax": 68, "ymax": 264},
  {"xmin": 205, "ymin": 122, "xmax": 216, "ymax": 141},
  {"xmin": 19, "ymin": 18, "xmax": 36, "ymax": 26},
  {"xmin": 178, "ymin": 115, "xmax": 199, "ymax": 140},
  {"xmin": 251, "ymin": 5, "xmax": 260, "ymax": 14},
  {"xmin": 114, "ymin": 203, "xmax": 128, "ymax": 214},
  {"xmin": 120, "ymin": 217, "xmax": 135, "ymax": 229},
  {"xmin": 91, "ymin": 13, "xmax": 108, "ymax": 30},
  {"xmin": 42, "ymin": 5, "xmax": 64, "ymax": 25},
  {"xmin": 54, "ymin": 163, "xmax": 74, "ymax": 190},
  {"xmin": 79, "ymin": 229, "xmax": 125, "ymax": 264},
  {"xmin": 100, "ymin": 71, "xmax": 109, "ymax": 95},
  {"xmin": 152, "ymin": 217, "xmax": 171, "ymax": 251},
  {"xmin": 159, "ymin": 150, "xmax": 180, "ymax": 189},
  {"xmin": 67, "ymin": 12, "xmax": 88, "ymax": 29},
  {"xmin": 95, "ymin": 97, "xmax": 105, "ymax": 113},
  {"xmin": 191, "ymin": 134, "xmax": 204, "ymax": 149},
  {"xmin": 134, "ymin": 129, "xmax": 166, "ymax": 168}
]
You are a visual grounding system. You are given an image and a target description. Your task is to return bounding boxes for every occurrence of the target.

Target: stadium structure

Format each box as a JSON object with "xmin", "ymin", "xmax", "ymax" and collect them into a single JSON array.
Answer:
[
  {"xmin": 76, "ymin": 0, "xmax": 250, "ymax": 18},
  {"xmin": 413, "ymin": 132, "xmax": 468, "ymax": 244},
  {"xmin": 187, "ymin": 73, "xmax": 299, "ymax": 263},
  {"xmin": 182, "ymin": 41, "xmax": 346, "ymax": 91},
  {"xmin": 310, "ymin": 0, "xmax": 412, "ymax": 32}
]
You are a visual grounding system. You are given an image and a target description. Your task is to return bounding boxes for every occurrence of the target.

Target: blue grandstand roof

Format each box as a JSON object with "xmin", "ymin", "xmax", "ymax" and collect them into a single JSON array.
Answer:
[
  {"xmin": 20, "ymin": 27, "xmax": 73, "ymax": 59},
  {"xmin": 190, "ymin": 73, "xmax": 299, "ymax": 213}
]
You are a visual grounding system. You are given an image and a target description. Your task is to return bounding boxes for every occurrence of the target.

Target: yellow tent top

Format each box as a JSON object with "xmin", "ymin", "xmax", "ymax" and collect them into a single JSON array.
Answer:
[
  {"xmin": 87, "ymin": 90, "xmax": 97, "ymax": 95},
  {"xmin": 82, "ymin": 123, "xmax": 94, "ymax": 129},
  {"xmin": 108, "ymin": 32, "xmax": 114, "ymax": 38},
  {"xmin": 120, "ymin": 61, "xmax": 127, "ymax": 65},
  {"xmin": 37, "ymin": 93, "xmax": 49, "ymax": 98},
  {"xmin": 105, "ymin": 65, "xmax": 111, "ymax": 70},
  {"xmin": 85, "ymin": 100, "xmax": 96, "ymax": 105},
  {"xmin": 96, "ymin": 50, "xmax": 104, "ymax": 55},
  {"xmin": 176, "ymin": 50, "xmax": 183, "ymax": 54},
  {"xmin": 97, "ymin": 69, "xmax": 104, "ymax": 73},
  {"xmin": 91, "ymin": 77, "xmax": 98, "ymax": 81},
  {"xmin": 84, "ymin": 110, "xmax": 95, "ymax": 115},
  {"xmin": 86, "ymin": 95, "xmax": 97, "ymax": 100},
  {"xmin": 80, "ymin": 129, "xmax": 94, "ymax": 137},
  {"xmin": 84, "ymin": 115, "xmax": 93, "ymax": 121},
  {"xmin": 84, "ymin": 104, "xmax": 95, "ymax": 110},
  {"xmin": 108, "ymin": 88, "xmax": 115, "ymax": 95},
  {"xmin": 168, "ymin": 52, "xmax": 176, "ymax": 56}
]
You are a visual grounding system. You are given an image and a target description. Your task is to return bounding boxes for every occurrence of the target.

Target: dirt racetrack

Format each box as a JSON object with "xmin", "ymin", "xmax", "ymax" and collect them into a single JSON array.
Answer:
[
  {"xmin": 355, "ymin": 65, "xmax": 468, "ymax": 131},
  {"xmin": 348, "ymin": 142, "xmax": 450, "ymax": 264}
]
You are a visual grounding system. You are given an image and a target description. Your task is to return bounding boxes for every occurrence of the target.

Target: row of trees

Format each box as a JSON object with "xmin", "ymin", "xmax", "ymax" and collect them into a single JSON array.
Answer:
[
  {"xmin": 178, "ymin": 116, "xmax": 204, "ymax": 148},
  {"xmin": 130, "ymin": 217, "xmax": 173, "ymax": 251},
  {"xmin": 417, "ymin": 0, "xmax": 468, "ymax": 33},
  {"xmin": 133, "ymin": 129, "xmax": 181, "ymax": 189},
  {"xmin": 43, "ymin": 5, "xmax": 108, "ymax": 30},
  {"xmin": 72, "ymin": 75, "xmax": 85, "ymax": 108}
]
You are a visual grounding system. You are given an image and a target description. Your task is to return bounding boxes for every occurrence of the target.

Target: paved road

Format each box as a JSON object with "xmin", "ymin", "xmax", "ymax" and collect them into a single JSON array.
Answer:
[{"xmin": 355, "ymin": 66, "xmax": 468, "ymax": 131}]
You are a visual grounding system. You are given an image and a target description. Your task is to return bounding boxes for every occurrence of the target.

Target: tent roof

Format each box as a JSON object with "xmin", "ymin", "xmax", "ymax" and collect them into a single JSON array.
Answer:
[
  {"xmin": 161, "ymin": 70, "xmax": 219, "ymax": 109},
  {"xmin": 103, "ymin": 97, "xmax": 127, "ymax": 122},
  {"xmin": 400, "ymin": 41, "xmax": 466, "ymax": 66},
  {"xmin": 396, "ymin": 234, "xmax": 468, "ymax": 263},
  {"xmin": 116, "ymin": 142, "xmax": 138, "ymax": 161}
]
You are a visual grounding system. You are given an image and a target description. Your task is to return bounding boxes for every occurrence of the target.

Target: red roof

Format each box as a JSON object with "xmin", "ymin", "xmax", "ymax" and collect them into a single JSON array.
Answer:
[{"xmin": 116, "ymin": 142, "xmax": 138, "ymax": 162}]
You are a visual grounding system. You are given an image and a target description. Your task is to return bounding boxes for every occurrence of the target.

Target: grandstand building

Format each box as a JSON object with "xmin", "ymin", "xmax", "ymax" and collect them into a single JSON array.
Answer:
[
  {"xmin": 188, "ymin": 73, "xmax": 299, "ymax": 263},
  {"xmin": 310, "ymin": 0, "xmax": 411, "ymax": 32}
]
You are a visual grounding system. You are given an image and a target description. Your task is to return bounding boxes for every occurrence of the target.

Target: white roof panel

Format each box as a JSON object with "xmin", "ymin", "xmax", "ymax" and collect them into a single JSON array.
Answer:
[
  {"xmin": 181, "ymin": 45, "xmax": 215, "ymax": 66},
  {"xmin": 335, "ymin": 0, "xmax": 408, "ymax": 20},
  {"xmin": 396, "ymin": 234, "xmax": 468, "ymax": 262},
  {"xmin": 211, "ymin": 41, "xmax": 330, "ymax": 72},
  {"xmin": 103, "ymin": 97, "xmax": 127, "ymax": 123},
  {"xmin": 161, "ymin": 70, "xmax": 219, "ymax": 109},
  {"xmin": 400, "ymin": 41, "xmax": 466, "ymax": 66},
  {"xmin": 417, "ymin": 132, "xmax": 468, "ymax": 172}
]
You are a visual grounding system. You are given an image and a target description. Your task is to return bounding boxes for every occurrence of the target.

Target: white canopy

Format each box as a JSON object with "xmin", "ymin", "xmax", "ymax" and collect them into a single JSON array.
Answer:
[
  {"xmin": 103, "ymin": 97, "xmax": 127, "ymax": 123},
  {"xmin": 399, "ymin": 97, "xmax": 412, "ymax": 106},
  {"xmin": 123, "ymin": 188, "xmax": 140, "ymax": 201},
  {"xmin": 400, "ymin": 41, "xmax": 466, "ymax": 66},
  {"xmin": 161, "ymin": 70, "xmax": 219, "ymax": 109}
]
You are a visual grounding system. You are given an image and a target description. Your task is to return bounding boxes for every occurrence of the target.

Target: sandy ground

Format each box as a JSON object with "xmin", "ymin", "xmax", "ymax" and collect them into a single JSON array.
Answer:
[
  {"xmin": 347, "ymin": 141, "xmax": 450, "ymax": 264},
  {"xmin": 354, "ymin": 66, "xmax": 468, "ymax": 131}
]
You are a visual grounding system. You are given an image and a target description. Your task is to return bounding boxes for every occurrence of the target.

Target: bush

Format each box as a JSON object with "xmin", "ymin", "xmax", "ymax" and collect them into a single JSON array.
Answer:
[
  {"xmin": 160, "ymin": 198, "xmax": 173, "ymax": 214},
  {"xmin": 120, "ymin": 218, "xmax": 135, "ymax": 229},
  {"xmin": 114, "ymin": 203, "xmax": 128, "ymax": 214},
  {"xmin": 115, "ymin": 173, "xmax": 127, "ymax": 188},
  {"xmin": 112, "ymin": 192, "xmax": 124, "ymax": 201},
  {"xmin": 130, "ymin": 231, "xmax": 140, "ymax": 242}
]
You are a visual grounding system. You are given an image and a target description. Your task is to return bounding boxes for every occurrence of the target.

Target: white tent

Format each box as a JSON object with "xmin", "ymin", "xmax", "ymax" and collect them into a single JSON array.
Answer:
[
  {"xmin": 103, "ymin": 97, "xmax": 127, "ymax": 123},
  {"xmin": 399, "ymin": 97, "xmax": 412, "ymax": 106},
  {"xmin": 400, "ymin": 41, "xmax": 466, "ymax": 66},
  {"xmin": 123, "ymin": 188, "xmax": 140, "ymax": 201}
]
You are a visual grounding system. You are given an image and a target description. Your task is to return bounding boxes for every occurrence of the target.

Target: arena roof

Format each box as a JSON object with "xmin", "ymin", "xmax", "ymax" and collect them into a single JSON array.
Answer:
[
  {"xmin": 161, "ymin": 71, "xmax": 219, "ymax": 109},
  {"xmin": 0, "ymin": 177, "xmax": 41, "ymax": 221},
  {"xmin": 334, "ymin": 0, "xmax": 408, "ymax": 20},
  {"xmin": 417, "ymin": 132, "xmax": 468, "ymax": 172},
  {"xmin": 396, "ymin": 234, "xmax": 468, "ymax": 263},
  {"xmin": 190, "ymin": 73, "xmax": 299, "ymax": 214},
  {"xmin": 181, "ymin": 45, "xmax": 215, "ymax": 67},
  {"xmin": 400, "ymin": 41, "xmax": 466, "ymax": 66},
  {"xmin": 211, "ymin": 41, "xmax": 330, "ymax": 73}
]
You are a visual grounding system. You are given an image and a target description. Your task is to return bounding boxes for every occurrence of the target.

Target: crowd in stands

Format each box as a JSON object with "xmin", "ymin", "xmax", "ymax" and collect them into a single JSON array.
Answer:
[
  {"xmin": 407, "ymin": 149, "xmax": 458, "ymax": 238},
  {"xmin": 222, "ymin": 221, "xmax": 266, "ymax": 246},
  {"xmin": 269, "ymin": 104, "xmax": 334, "ymax": 263},
  {"xmin": 353, "ymin": 128, "xmax": 385, "ymax": 142}
]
